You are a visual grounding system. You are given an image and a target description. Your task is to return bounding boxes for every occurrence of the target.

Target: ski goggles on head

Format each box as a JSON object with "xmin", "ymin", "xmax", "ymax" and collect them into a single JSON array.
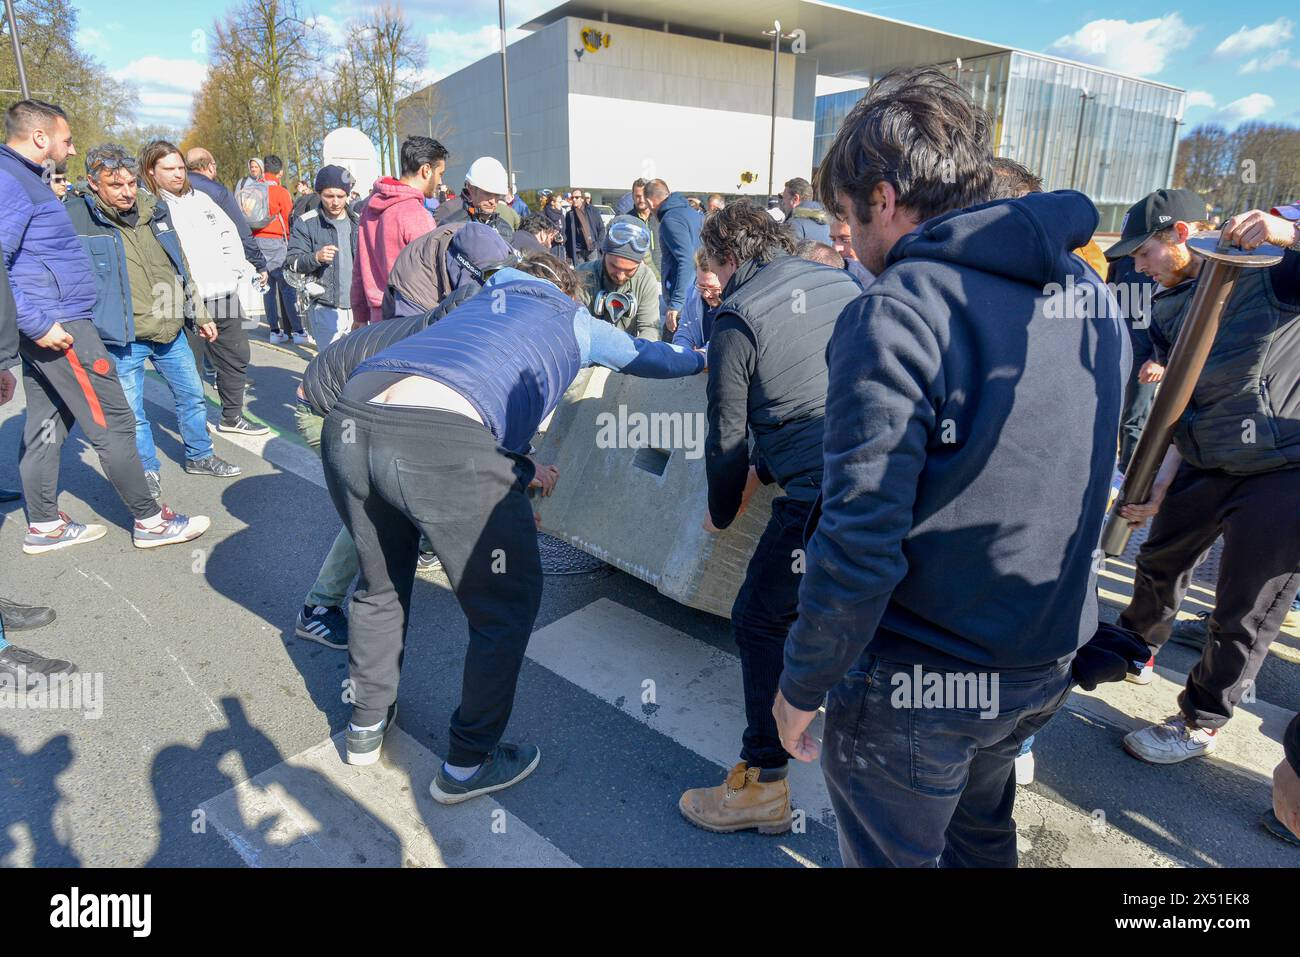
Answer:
[
  {"xmin": 594, "ymin": 289, "xmax": 638, "ymax": 323},
  {"xmin": 605, "ymin": 220, "xmax": 651, "ymax": 253}
]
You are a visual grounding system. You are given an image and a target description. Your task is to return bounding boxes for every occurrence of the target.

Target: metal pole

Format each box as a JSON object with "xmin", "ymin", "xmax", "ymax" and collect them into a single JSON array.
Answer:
[
  {"xmin": 1099, "ymin": 232, "xmax": 1283, "ymax": 555},
  {"xmin": 498, "ymin": 0, "xmax": 514, "ymax": 194},
  {"xmin": 767, "ymin": 20, "xmax": 780, "ymax": 199},
  {"xmin": 1069, "ymin": 90, "xmax": 1092, "ymax": 191},
  {"xmin": 4, "ymin": 0, "xmax": 29, "ymax": 99}
]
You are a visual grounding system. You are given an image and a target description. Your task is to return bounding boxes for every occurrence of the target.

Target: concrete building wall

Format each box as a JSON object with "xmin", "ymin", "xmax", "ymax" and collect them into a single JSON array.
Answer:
[
  {"xmin": 564, "ymin": 18, "xmax": 814, "ymax": 194},
  {"xmin": 401, "ymin": 16, "xmax": 817, "ymax": 196},
  {"xmin": 399, "ymin": 20, "xmax": 572, "ymax": 191}
]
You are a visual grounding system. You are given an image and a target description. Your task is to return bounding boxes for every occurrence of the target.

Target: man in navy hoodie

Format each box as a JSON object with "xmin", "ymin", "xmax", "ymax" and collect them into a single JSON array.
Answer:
[
  {"xmin": 772, "ymin": 68, "xmax": 1128, "ymax": 867},
  {"xmin": 645, "ymin": 179, "xmax": 703, "ymax": 338}
]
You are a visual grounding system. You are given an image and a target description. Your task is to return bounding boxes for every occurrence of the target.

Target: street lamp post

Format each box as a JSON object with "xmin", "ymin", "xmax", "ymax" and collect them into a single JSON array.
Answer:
[
  {"xmin": 4, "ymin": 0, "xmax": 29, "ymax": 99},
  {"xmin": 498, "ymin": 0, "xmax": 515, "ymax": 194},
  {"xmin": 1069, "ymin": 89, "xmax": 1095, "ymax": 191},
  {"xmin": 763, "ymin": 21, "xmax": 798, "ymax": 199}
]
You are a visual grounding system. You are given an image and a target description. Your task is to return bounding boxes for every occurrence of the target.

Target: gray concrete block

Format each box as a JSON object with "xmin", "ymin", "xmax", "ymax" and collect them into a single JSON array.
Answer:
[{"xmin": 534, "ymin": 367, "xmax": 775, "ymax": 619}]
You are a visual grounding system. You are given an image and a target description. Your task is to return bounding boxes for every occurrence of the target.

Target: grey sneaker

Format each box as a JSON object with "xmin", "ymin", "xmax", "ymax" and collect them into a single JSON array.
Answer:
[
  {"xmin": 0, "ymin": 645, "xmax": 77, "ymax": 689},
  {"xmin": 145, "ymin": 470, "xmax": 162, "ymax": 500},
  {"xmin": 23, "ymin": 512, "xmax": 108, "ymax": 555},
  {"xmin": 345, "ymin": 704, "xmax": 397, "ymax": 766},
  {"xmin": 185, "ymin": 455, "xmax": 242, "ymax": 478},
  {"xmin": 216, "ymin": 416, "xmax": 270, "ymax": 436},
  {"xmin": 1169, "ymin": 612, "xmax": 1210, "ymax": 650},
  {"xmin": 429, "ymin": 742, "xmax": 540, "ymax": 805},
  {"xmin": 133, "ymin": 506, "xmax": 211, "ymax": 549}
]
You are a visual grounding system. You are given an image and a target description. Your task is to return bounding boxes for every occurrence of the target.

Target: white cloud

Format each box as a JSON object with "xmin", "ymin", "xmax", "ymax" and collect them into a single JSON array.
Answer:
[
  {"xmin": 1047, "ymin": 15, "xmax": 1197, "ymax": 77},
  {"xmin": 424, "ymin": 24, "xmax": 528, "ymax": 82},
  {"xmin": 307, "ymin": 14, "xmax": 347, "ymax": 47},
  {"xmin": 1209, "ymin": 92, "xmax": 1276, "ymax": 126},
  {"xmin": 1239, "ymin": 48, "xmax": 1299, "ymax": 73},
  {"xmin": 112, "ymin": 57, "xmax": 209, "ymax": 129},
  {"xmin": 76, "ymin": 28, "xmax": 109, "ymax": 54},
  {"xmin": 1185, "ymin": 90, "xmax": 1216, "ymax": 109},
  {"xmin": 1213, "ymin": 18, "xmax": 1293, "ymax": 59}
]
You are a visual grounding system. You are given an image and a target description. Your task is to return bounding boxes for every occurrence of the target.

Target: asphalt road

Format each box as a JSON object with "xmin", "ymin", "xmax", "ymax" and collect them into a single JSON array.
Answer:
[{"xmin": 1, "ymin": 329, "xmax": 1296, "ymax": 868}]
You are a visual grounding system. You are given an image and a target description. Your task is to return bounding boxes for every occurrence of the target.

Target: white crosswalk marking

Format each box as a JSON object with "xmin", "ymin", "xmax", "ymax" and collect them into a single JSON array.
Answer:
[
  {"xmin": 200, "ymin": 727, "xmax": 576, "ymax": 868},
  {"xmin": 526, "ymin": 598, "xmax": 835, "ymax": 828}
]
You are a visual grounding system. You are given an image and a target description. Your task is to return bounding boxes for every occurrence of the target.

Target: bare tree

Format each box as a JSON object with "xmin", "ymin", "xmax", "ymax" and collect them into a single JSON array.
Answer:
[{"xmin": 350, "ymin": 4, "xmax": 425, "ymax": 175}]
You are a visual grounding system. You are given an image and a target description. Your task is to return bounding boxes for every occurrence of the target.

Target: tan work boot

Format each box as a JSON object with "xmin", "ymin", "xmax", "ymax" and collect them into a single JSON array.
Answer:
[{"xmin": 678, "ymin": 762, "xmax": 792, "ymax": 835}]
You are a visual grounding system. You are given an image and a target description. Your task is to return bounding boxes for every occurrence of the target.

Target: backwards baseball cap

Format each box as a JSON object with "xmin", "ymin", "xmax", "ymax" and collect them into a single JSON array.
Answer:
[
  {"xmin": 445, "ymin": 222, "xmax": 513, "ymax": 289},
  {"xmin": 1105, "ymin": 188, "xmax": 1206, "ymax": 261}
]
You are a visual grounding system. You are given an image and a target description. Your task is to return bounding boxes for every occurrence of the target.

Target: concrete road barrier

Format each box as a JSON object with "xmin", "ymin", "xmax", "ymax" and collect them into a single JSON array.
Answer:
[{"xmin": 533, "ymin": 367, "xmax": 775, "ymax": 618}]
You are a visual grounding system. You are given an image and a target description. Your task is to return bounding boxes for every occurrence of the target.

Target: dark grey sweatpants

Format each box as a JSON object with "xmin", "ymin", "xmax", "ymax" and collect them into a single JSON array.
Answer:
[{"xmin": 18, "ymin": 319, "xmax": 157, "ymax": 524}]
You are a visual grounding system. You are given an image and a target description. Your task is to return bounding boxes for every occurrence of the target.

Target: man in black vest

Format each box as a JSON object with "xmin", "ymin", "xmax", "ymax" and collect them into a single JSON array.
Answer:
[
  {"xmin": 678, "ymin": 201, "xmax": 860, "ymax": 834},
  {"xmin": 1109, "ymin": 195, "xmax": 1300, "ymax": 765}
]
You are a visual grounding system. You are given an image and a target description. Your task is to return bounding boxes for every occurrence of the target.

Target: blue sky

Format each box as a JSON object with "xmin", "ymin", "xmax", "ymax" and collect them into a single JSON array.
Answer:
[{"xmin": 70, "ymin": 0, "xmax": 1300, "ymax": 130}]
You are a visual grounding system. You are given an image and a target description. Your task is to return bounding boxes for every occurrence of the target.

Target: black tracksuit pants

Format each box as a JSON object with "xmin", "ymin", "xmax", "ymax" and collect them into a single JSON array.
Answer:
[
  {"xmin": 188, "ymin": 294, "xmax": 252, "ymax": 425},
  {"xmin": 18, "ymin": 319, "xmax": 157, "ymax": 524},
  {"xmin": 1120, "ymin": 462, "xmax": 1300, "ymax": 729},
  {"xmin": 321, "ymin": 388, "xmax": 542, "ymax": 766}
]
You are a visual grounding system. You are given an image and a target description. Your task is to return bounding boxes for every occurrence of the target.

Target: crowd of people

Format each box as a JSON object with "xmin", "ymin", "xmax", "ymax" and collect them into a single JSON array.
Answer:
[{"xmin": 1, "ymin": 62, "xmax": 1298, "ymax": 865}]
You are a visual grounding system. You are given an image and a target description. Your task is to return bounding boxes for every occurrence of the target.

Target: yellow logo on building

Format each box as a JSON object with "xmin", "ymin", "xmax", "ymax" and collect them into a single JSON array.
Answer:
[{"xmin": 581, "ymin": 28, "xmax": 611, "ymax": 53}]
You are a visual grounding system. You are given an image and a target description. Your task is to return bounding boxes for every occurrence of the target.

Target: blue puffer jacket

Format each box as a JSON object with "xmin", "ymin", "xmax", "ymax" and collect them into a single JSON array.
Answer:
[
  {"xmin": 0, "ymin": 145, "xmax": 98, "ymax": 340},
  {"xmin": 655, "ymin": 192, "xmax": 703, "ymax": 312},
  {"xmin": 356, "ymin": 268, "xmax": 704, "ymax": 452}
]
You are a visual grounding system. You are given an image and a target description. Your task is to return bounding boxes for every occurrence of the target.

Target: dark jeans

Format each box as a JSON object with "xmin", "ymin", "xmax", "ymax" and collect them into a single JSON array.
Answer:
[
  {"xmin": 823, "ymin": 653, "xmax": 1072, "ymax": 867},
  {"xmin": 188, "ymin": 294, "xmax": 252, "ymax": 424},
  {"xmin": 732, "ymin": 496, "xmax": 812, "ymax": 769},
  {"xmin": 1118, "ymin": 369, "xmax": 1158, "ymax": 472},
  {"xmin": 1120, "ymin": 463, "xmax": 1300, "ymax": 729},
  {"xmin": 17, "ymin": 320, "xmax": 157, "ymax": 523},
  {"xmin": 320, "ymin": 394, "xmax": 542, "ymax": 766},
  {"xmin": 264, "ymin": 268, "xmax": 302, "ymax": 335}
]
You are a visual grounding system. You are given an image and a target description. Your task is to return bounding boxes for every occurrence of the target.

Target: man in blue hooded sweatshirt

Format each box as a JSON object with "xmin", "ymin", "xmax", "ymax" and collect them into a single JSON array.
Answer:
[
  {"xmin": 321, "ymin": 252, "xmax": 704, "ymax": 803},
  {"xmin": 772, "ymin": 68, "xmax": 1128, "ymax": 867}
]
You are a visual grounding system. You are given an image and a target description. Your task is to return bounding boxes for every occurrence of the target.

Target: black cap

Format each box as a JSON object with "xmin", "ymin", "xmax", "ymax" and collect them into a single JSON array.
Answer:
[{"xmin": 1105, "ymin": 188, "xmax": 1205, "ymax": 261}]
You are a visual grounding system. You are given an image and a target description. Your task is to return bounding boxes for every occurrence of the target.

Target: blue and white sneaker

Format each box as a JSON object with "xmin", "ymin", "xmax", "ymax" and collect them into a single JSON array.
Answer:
[
  {"xmin": 23, "ymin": 512, "xmax": 108, "ymax": 554},
  {"xmin": 296, "ymin": 604, "xmax": 348, "ymax": 649},
  {"xmin": 132, "ymin": 506, "xmax": 211, "ymax": 549}
]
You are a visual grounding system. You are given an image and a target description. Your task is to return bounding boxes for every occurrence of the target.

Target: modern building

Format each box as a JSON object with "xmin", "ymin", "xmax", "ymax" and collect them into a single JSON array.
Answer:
[{"xmin": 399, "ymin": 0, "xmax": 1185, "ymax": 229}]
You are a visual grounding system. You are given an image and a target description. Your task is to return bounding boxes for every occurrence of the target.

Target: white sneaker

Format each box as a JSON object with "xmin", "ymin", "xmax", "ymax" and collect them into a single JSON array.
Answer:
[
  {"xmin": 1123, "ymin": 715, "xmax": 1218, "ymax": 765},
  {"xmin": 1014, "ymin": 749, "xmax": 1035, "ymax": 785},
  {"xmin": 133, "ymin": 507, "xmax": 211, "ymax": 549},
  {"xmin": 1125, "ymin": 655, "xmax": 1155, "ymax": 685},
  {"xmin": 270, "ymin": 331, "xmax": 289, "ymax": 344},
  {"xmin": 292, "ymin": 332, "xmax": 315, "ymax": 345}
]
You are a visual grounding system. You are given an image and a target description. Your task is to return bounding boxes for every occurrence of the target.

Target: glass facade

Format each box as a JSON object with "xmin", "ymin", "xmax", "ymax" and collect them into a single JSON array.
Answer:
[
  {"xmin": 813, "ymin": 87, "xmax": 869, "ymax": 170},
  {"xmin": 814, "ymin": 52, "xmax": 1185, "ymax": 232}
]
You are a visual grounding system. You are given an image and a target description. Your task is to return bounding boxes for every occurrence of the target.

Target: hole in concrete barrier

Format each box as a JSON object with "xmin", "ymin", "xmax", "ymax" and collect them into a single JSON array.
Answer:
[{"xmin": 632, "ymin": 446, "xmax": 671, "ymax": 476}]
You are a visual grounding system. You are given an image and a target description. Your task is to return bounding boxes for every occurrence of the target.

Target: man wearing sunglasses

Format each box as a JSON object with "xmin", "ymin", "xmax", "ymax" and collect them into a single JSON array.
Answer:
[{"xmin": 575, "ymin": 215, "xmax": 662, "ymax": 340}]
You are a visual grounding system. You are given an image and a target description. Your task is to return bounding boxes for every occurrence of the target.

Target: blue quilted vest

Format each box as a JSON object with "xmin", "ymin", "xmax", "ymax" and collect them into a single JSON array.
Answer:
[{"xmin": 356, "ymin": 278, "xmax": 582, "ymax": 452}]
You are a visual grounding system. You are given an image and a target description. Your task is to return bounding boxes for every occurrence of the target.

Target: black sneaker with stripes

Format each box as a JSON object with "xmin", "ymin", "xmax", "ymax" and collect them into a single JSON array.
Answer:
[{"xmin": 295, "ymin": 604, "xmax": 348, "ymax": 649}]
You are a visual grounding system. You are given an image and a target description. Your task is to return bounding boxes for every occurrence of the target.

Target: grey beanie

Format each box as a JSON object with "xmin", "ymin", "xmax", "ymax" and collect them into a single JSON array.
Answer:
[{"xmin": 602, "ymin": 214, "xmax": 651, "ymax": 262}]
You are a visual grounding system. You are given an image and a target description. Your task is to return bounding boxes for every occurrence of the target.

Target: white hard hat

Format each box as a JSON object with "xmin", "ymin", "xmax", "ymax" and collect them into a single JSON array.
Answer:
[{"xmin": 465, "ymin": 156, "xmax": 509, "ymax": 197}]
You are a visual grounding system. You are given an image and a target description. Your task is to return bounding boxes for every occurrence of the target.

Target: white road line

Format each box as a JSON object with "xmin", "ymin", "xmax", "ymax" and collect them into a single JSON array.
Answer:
[
  {"xmin": 200, "ymin": 726, "xmax": 576, "ymax": 868},
  {"xmin": 526, "ymin": 598, "xmax": 835, "ymax": 827}
]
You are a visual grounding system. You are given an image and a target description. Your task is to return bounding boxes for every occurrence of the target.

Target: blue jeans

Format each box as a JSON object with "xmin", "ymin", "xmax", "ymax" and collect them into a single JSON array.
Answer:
[
  {"xmin": 822, "ymin": 652, "xmax": 1072, "ymax": 867},
  {"xmin": 109, "ymin": 334, "xmax": 214, "ymax": 472}
]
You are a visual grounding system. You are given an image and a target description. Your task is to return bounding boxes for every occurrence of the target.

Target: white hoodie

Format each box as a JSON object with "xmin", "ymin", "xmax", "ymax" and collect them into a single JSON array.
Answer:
[{"xmin": 159, "ymin": 187, "xmax": 256, "ymax": 300}]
